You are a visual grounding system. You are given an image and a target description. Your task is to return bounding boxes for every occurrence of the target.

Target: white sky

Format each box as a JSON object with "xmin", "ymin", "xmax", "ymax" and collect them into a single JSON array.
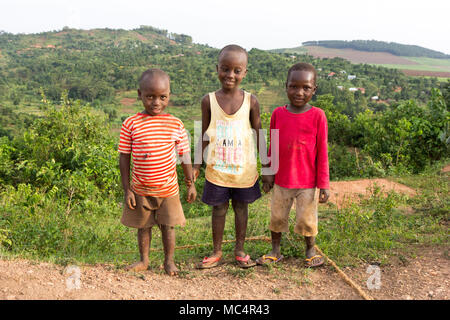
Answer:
[{"xmin": 1, "ymin": 0, "xmax": 449, "ymax": 54}]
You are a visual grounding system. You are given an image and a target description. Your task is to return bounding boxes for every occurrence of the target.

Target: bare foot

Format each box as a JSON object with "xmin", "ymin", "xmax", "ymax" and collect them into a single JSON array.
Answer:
[
  {"xmin": 164, "ymin": 260, "xmax": 179, "ymax": 276},
  {"xmin": 125, "ymin": 261, "xmax": 148, "ymax": 272}
]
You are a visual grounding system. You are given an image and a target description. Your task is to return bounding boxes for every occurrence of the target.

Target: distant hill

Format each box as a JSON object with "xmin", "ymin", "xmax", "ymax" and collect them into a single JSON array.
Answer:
[
  {"xmin": 302, "ymin": 40, "xmax": 450, "ymax": 59},
  {"xmin": 0, "ymin": 25, "xmax": 446, "ymax": 133},
  {"xmin": 269, "ymin": 41, "xmax": 450, "ymax": 78}
]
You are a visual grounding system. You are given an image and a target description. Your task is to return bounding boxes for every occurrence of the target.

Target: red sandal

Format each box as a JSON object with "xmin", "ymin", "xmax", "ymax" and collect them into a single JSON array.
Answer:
[
  {"xmin": 235, "ymin": 254, "xmax": 256, "ymax": 268},
  {"xmin": 196, "ymin": 256, "xmax": 223, "ymax": 269}
]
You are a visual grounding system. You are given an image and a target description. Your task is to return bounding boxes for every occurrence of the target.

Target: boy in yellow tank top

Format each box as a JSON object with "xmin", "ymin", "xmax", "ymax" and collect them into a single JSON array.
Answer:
[{"xmin": 193, "ymin": 45, "xmax": 268, "ymax": 268}]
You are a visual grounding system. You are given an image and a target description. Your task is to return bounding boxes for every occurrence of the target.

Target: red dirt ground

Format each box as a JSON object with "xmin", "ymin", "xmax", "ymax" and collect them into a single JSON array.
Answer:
[
  {"xmin": 328, "ymin": 178, "xmax": 416, "ymax": 208},
  {"xmin": 120, "ymin": 97, "xmax": 136, "ymax": 107}
]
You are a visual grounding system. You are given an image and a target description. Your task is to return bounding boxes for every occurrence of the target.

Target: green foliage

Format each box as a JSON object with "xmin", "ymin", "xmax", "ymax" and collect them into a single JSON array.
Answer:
[
  {"xmin": 0, "ymin": 27, "xmax": 443, "ymax": 110},
  {"xmin": 7, "ymin": 93, "xmax": 120, "ymax": 194},
  {"xmin": 0, "ymin": 96, "xmax": 127, "ymax": 261},
  {"xmin": 351, "ymin": 89, "xmax": 449, "ymax": 173}
]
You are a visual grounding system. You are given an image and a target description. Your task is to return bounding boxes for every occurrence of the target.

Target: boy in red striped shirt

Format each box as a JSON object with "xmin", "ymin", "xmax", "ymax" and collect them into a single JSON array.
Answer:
[{"xmin": 118, "ymin": 69, "xmax": 196, "ymax": 276}]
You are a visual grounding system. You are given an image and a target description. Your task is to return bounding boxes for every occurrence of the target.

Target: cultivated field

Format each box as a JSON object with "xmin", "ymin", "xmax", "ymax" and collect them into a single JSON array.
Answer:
[
  {"xmin": 276, "ymin": 45, "xmax": 450, "ymax": 78},
  {"xmin": 305, "ymin": 46, "xmax": 418, "ymax": 65}
]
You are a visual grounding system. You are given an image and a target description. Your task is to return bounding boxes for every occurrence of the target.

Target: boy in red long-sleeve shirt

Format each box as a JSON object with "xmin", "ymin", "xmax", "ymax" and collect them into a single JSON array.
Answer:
[{"xmin": 258, "ymin": 63, "xmax": 330, "ymax": 268}]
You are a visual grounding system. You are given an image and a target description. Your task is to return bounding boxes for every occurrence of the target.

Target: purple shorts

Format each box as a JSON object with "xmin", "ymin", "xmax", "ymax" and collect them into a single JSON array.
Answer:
[{"xmin": 201, "ymin": 179, "xmax": 262, "ymax": 206}]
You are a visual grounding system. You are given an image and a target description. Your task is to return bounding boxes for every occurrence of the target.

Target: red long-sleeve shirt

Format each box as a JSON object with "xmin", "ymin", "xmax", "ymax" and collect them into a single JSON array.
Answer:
[{"xmin": 268, "ymin": 106, "xmax": 329, "ymax": 189}]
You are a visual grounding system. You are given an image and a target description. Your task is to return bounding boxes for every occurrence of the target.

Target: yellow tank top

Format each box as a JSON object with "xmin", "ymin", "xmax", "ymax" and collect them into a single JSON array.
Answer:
[{"xmin": 205, "ymin": 91, "xmax": 258, "ymax": 188}]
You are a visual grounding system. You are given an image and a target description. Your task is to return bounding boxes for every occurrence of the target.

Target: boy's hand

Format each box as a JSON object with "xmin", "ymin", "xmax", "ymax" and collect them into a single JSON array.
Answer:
[
  {"xmin": 193, "ymin": 166, "xmax": 200, "ymax": 182},
  {"xmin": 319, "ymin": 189, "xmax": 330, "ymax": 203},
  {"xmin": 262, "ymin": 175, "xmax": 274, "ymax": 193},
  {"xmin": 186, "ymin": 184, "xmax": 197, "ymax": 203},
  {"xmin": 125, "ymin": 189, "xmax": 136, "ymax": 210}
]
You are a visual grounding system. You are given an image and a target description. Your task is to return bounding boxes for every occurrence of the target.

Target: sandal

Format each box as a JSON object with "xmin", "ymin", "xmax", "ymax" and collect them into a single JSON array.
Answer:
[
  {"xmin": 305, "ymin": 255, "xmax": 324, "ymax": 268},
  {"xmin": 196, "ymin": 256, "xmax": 223, "ymax": 269},
  {"xmin": 256, "ymin": 254, "xmax": 284, "ymax": 265},
  {"xmin": 235, "ymin": 254, "xmax": 256, "ymax": 268}
]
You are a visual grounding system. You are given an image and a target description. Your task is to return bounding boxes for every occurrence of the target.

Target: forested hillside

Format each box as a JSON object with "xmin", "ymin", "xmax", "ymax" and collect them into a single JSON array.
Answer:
[
  {"xmin": 1, "ymin": 26, "xmax": 448, "ymax": 137},
  {"xmin": 302, "ymin": 40, "xmax": 450, "ymax": 59}
]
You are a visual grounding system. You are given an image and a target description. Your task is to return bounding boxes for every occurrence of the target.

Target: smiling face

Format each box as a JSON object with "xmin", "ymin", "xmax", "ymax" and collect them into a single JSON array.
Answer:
[
  {"xmin": 138, "ymin": 75, "xmax": 170, "ymax": 116},
  {"xmin": 216, "ymin": 50, "xmax": 248, "ymax": 90},
  {"xmin": 286, "ymin": 70, "xmax": 317, "ymax": 110}
]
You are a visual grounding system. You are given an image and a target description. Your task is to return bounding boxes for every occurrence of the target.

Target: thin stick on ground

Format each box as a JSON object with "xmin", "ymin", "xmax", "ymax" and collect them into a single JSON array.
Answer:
[{"xmin": 314, "ymin": 245, "xmax": 374, "ymax": 301}]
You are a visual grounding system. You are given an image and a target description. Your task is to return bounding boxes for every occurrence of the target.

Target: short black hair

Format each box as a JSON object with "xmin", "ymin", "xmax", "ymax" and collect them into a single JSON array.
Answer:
[
  {"xmin": 139, "ymin": 68, "xmax": 170, "ymax": 89},
  {"xmin": 218, "ymin": 44, "xmax": 248, "ymax": 62},
  {"xmin": 286, "ymin": 63, "xmax": 317, "ymax": 85}
]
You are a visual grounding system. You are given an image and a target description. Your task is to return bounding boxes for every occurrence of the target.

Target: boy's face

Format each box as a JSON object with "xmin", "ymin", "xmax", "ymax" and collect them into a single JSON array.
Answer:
[
  {"xmin": 216, "ymin": 50, "xmax": 248, "ymax": 90},
  {"xmin": 286, "ymin": 70, "xmax": 317, "ymax": 108},
  {"xmin": 138, "ymin": 76, "xmax": 170, "ymax": 116}
]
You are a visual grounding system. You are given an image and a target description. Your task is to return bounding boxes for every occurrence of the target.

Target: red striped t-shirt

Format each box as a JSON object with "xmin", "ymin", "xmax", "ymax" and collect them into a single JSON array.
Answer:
[{"xmin": 118, "ymin": 112, "xmax": 190, "ymax": 197}]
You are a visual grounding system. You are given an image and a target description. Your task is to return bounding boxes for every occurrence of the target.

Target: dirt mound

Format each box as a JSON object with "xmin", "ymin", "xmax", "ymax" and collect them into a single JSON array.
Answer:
[
  {"xmin": 328, "ymin": 179, "xmax": 416, "ymax": 208},
  {"xmin": 120, "ymin": 98, "xmax": 136, "ymax": 106}
]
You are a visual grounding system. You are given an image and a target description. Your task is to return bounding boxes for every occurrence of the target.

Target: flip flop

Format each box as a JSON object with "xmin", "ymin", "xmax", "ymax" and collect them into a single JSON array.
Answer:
[
  {"xmin": 256, "ymin": 254, "xmax": 284, "ymax": 265},
  {"xmin": 235, "ymin": 254, "xmax": 256, "ymax": 268},
  {"xmin": 195, "ymin": 256, "xmax": 223, "ymax": 269},
  {"xmin": 305, "ymin": 255, "xmax": 324, "ymax": 268}
]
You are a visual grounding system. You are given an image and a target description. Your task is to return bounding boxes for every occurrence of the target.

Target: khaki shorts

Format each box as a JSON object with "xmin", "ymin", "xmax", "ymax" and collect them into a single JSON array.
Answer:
[
  {"xmin": 269, "ymin": 184, "xmax": 318, "ymax": 237},
  {"xmin": 120, "ymin": 192, "xmax": 186, "ymax": 229}
]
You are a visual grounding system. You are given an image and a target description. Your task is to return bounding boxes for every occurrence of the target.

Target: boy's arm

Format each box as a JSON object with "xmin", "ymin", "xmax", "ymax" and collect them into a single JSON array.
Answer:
[
  {"xmin": 249, "ymin": 94, "xmax": 263, "ymax": 154},
  {"xmin": 193, "ymin": 94, "xmax": 211, "ymax": 181},
  {"xmin": 316, "ymin": 112, "xmax": 330, "ymax": 203},
  {"xmin": 250, "ymin": 94, "xmax": 273, "ymax": 192},
  {"xmin": 179, "ymin": 152, "xmax": 197, "ymax": 203},
  {"xmin": 119, "ymin": 152, "xmax": 136, "ymax": 209}
]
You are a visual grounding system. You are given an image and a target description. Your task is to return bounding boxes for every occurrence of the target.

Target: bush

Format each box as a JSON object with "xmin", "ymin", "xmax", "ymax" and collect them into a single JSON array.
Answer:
[{"xmin": 0, "ymin": 96, "xmax": 125, "ymax": 261}]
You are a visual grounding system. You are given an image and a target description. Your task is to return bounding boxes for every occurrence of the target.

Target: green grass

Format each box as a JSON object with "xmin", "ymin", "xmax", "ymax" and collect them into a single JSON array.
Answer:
[
  {"xmin": 1, "ymin": 162, "xmax": 448, "ymax": 270},
  {"xmin": 268, "ymin": 46, "xmax": 308, "ymax": 54},
  {"xmin": 369, "ymin": 56, "xmax": 450, "ymax": 74},
  {"xmin": 404, "ymin": 57, "xmax": 450, "ymax": 68},
  {"xmin": 372, "ymin": 63, "xmax": 450, "ymax": 72}
]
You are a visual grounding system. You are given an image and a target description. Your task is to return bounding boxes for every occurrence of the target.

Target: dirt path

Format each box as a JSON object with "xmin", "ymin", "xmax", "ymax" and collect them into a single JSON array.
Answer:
[
  {"xmin": 0, "ymin": 178, "xmax": 448, "ymax": 300},
  {"xmin": 1, "ymin": 246, "xmax": 447, "ymax": 300},
  {"xmin": 0, "ymin": 257, "xmax": 361, "ymax": 300}
]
